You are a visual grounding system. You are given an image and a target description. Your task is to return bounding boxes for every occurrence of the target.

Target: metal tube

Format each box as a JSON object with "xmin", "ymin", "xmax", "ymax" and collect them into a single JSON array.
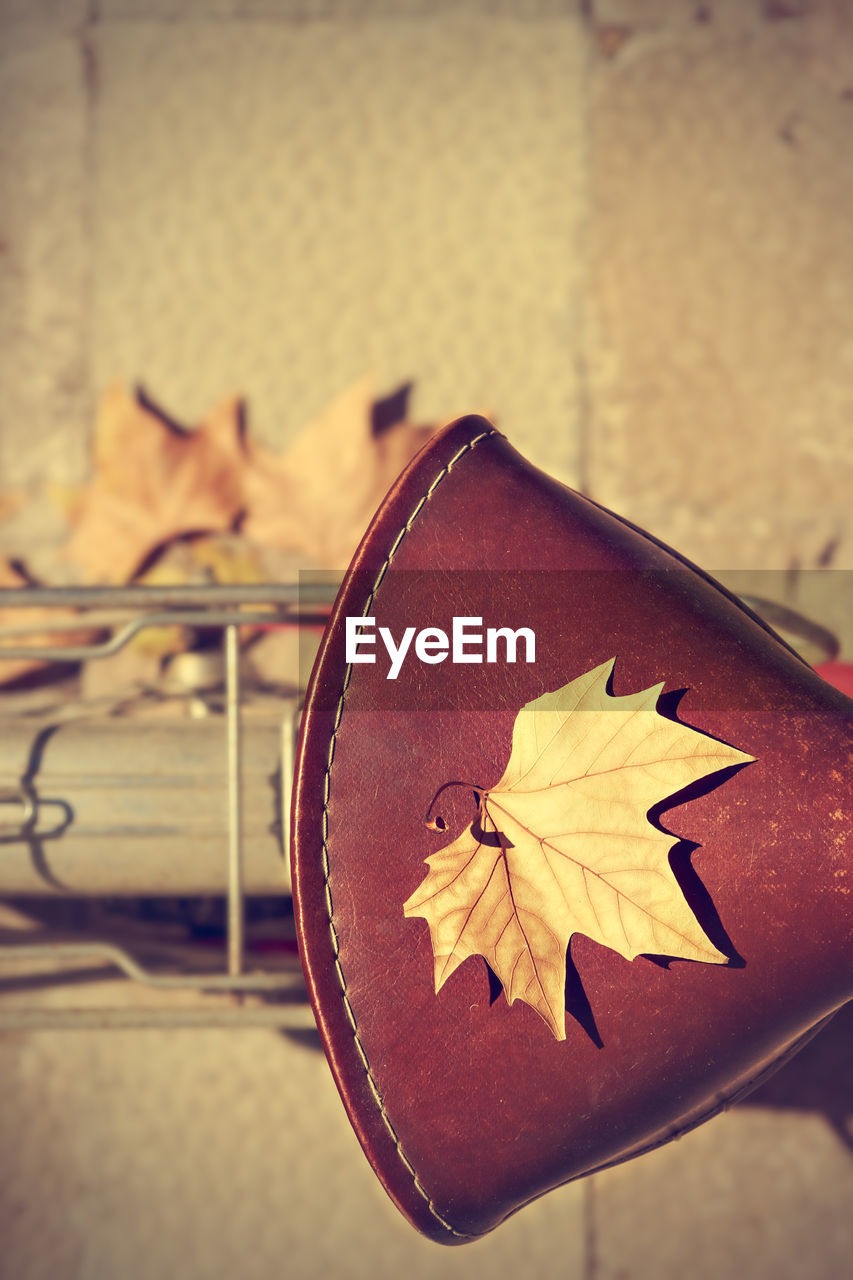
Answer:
[
  {"xmin": 0, "ymin": 788, "xmax": 36, "ymax": 829},
  {"xmin": 737, "ymin": 595, "xmax": 839, "ymax": 664},
  {"xmin": 0, "ymin": 942, "xmax": 300, "ymax": 992},
  {"xmin": 0, "ymin": 714, "xmax": 293, "ymax": 895},
  {"xmin": 0, "ymin": 583, "xmax": 338, "ymax": 609},
  {"xmin": 0, "ymin": 609, "xmax": 310, "ymax": 664},
  {"xmin": 0, "ymin": 606, "xmax": 325, "ymax": 637},
  {"xmin": 225, "ymin": 625, "xmax": 244, "ymax": 976},
  {"xmin": 0, "ymin": 1005, "xmax": 313, "ymax": 1030}
]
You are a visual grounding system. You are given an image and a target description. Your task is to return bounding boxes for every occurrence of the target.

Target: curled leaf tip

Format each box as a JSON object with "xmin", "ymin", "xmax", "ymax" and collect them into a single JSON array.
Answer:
[{"xmin": 423, "ymin": 778, "xmax": 485, "ymax": 832}]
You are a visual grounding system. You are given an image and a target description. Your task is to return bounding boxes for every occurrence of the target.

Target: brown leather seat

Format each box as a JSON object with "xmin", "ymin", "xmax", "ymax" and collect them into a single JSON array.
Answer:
[{"xmin": 292, "ymin": 417, "xmax": 853, "ymax": 1244}]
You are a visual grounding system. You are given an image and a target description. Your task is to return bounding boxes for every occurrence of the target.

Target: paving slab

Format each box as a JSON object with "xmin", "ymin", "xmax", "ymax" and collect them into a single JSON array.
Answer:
[
  {"xmin": 586, "ymin": 13, "xmax": 853, "ymax": 572},
  {"xmin": 0, "ymin": 1004, "xmax": 586, "ymax": 1280},
  {"xmin": 100, "ymin": 0, "xmax": 580, "ymax": 20},
  {"xmin": 92, "ymin": 14, "xmax": 585, "ymax": 482},
  {"xmin": 591, "ymin": 1004, "xmax": 853, "ymax": 1280},
  {"xmin": 0, "ymin": 0, "xmax": 88, "ymax": 24},
  {"xmin": 0, "ymin": 23, "xmax": 91, "ymax": 497}
]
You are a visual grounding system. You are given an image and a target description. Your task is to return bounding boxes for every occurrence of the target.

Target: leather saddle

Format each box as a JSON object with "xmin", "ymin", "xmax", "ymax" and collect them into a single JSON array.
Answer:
[{"xmin": 292, "ymin": 417, "xmax": 853, "ymax": 1244}]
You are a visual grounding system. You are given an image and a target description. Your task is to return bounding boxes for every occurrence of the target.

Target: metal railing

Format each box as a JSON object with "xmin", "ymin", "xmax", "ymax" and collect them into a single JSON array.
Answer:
[{"xmin": 0, "ymin": 582, "xmax": 336, "ymax": 1029}]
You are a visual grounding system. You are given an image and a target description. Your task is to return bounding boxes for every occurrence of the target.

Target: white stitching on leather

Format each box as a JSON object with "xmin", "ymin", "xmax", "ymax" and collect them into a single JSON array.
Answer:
[{"xmin": 320, "ymin": 428, "xmax": 496, "ymax": 1239}]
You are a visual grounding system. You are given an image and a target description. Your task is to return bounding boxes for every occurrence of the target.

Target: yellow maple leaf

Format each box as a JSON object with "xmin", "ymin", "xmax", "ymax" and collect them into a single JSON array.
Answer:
[{"xmin": 404, "ymin": 658, "xmax": 755, "ymax": 1040}]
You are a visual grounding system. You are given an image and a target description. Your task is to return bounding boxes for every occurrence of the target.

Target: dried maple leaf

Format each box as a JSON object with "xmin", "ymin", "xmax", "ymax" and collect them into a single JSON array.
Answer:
[
  {"xmin": 243, "ymin": 376, "xmax": 437, "ymax": 570},
  {"xmin": 404, "ymin": 658, "xmax": 754, "ymax": 1040},
  {"xmin": 63, "ymin": 383, "xmax": 246, "ymax": 583},
  {"xmin": 58, "ymin": 377, "xmax": 435, "ymax": 584}
]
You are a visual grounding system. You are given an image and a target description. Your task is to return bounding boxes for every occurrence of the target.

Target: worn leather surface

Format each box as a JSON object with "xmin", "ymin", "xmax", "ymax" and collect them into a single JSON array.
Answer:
[{"xmin": 292, "ymin": 418, "xmax": 853, "ymax": 1244}]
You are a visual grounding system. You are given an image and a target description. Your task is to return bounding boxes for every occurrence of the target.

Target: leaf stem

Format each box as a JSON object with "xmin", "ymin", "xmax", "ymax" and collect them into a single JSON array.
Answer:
[{"xmin": 423, "ymin": 779, "xmax": 486, "ymax": 832}]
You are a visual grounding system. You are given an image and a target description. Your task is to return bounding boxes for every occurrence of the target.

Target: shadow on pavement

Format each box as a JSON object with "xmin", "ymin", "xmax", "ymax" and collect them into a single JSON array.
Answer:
[{"xmin": 738, "ymin": 999, "xmax": 853, "ymax": 1152}]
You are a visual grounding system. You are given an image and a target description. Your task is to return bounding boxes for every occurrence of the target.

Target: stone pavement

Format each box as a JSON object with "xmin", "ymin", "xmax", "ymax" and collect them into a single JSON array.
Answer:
[
  {"xmin": 2, "ymin": 0, "xmax": 851, "ymax": 602},
  {"xmin": 0, "ymin": 988, "xmax": 851, "ymax": 1280}
]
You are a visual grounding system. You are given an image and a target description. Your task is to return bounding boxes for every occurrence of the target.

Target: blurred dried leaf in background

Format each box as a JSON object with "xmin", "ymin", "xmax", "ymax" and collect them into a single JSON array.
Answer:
[
  {"xmin": 62, "ymin": 383, "xmax": 246, "ymax": 584},
  {"xmin": 59, "ymin": 376, "xmax": 437, "ymax": 583},
  {"xmin": 243, "ymin": 375, "xmax": 435, "ymax": 571},
  {"xmin": 0, "ymin": 376, "xmax": 438, "ymax": 689}
]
